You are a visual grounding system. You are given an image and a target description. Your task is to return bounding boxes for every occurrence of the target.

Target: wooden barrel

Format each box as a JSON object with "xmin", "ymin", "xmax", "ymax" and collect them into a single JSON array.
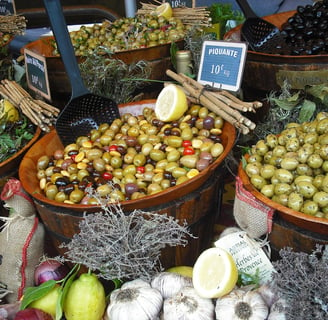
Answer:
[
  {"xmin": 237, "ymin": 160, "xmax": 328, "ymax": 259},
  {"xmin": 22, "ymin": 38, "xmax": 184, "ymax": 108},
  {"xmin": 224, "ymin": 10, "xmax": 328, "ymax": 100},
  {"xmin": 19, "ymin": 100, "xmax": 236, "ymax": 269}
]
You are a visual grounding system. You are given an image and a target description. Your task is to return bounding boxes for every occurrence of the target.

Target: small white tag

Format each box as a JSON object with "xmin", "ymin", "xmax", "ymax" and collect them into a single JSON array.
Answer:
[{"xmin": 214, "ymin": 231, "xmax": 275, "ymax": 284}]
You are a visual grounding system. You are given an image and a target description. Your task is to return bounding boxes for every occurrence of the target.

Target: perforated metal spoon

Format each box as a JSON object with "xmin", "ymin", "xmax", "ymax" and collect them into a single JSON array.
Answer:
[
  {"xmin": 236, "ymin": 0, "xmax": 287, "ymax": 53},
  {"xmin": 43, "ymin": 0, "xmax": 120, "ymax": 146}
]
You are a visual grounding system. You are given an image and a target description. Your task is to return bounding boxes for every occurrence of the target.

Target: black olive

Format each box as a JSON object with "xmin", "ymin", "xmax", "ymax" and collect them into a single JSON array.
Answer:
[{"xmin": 55, "ymin": 176, "xmax": 70, "ymax": 187}]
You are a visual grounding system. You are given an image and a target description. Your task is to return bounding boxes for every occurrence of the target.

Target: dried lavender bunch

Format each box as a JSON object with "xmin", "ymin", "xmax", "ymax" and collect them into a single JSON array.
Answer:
[
  {"xmin": 61, "ymin": 203, "xmax": 194, "ymax": 282},
  {"xmin": 80, "ymin": 50, "xmax": 151, "ymax": 104},
  {"xmin": 271, "ymin": 245, "xmax": 328, "ymax": 319}
]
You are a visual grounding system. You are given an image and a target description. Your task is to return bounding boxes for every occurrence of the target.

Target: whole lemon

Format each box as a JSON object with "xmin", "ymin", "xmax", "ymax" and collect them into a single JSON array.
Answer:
[{"xmin": 29, "ymin": 284, "xmax": 61, "ymax": 318}]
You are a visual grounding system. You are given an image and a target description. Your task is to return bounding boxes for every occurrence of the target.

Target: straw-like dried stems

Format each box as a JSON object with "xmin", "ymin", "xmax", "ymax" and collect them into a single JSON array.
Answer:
[
  {"xmin": 0, "ymin": 15, "xmax": 27, "ymax": 35},
  {"xmin": 137, "ymin": 1, "xmax": 211, "ymax": 27},
  {"xmin": 0, "ymin": 80, "xmax": 60, "ymax": 132},
  {"xmin": 166, "ymin": 69, "xmax": 262, "ymax": 135}
]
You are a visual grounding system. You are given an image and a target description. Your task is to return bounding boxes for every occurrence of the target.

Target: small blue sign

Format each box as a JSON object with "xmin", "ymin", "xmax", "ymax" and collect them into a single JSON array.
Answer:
[
  {"xmin": 197, "ymin": 40, "xmax": 247, "ymax": 92},
  {"xmin": 0, "ymin": 0, "xmax": 15, "ymax": 15}
]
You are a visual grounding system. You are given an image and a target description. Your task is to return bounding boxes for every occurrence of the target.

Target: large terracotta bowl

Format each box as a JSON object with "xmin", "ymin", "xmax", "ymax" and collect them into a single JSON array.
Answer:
[
  {"xmin": 238, "ymin": 157, "xmax": 328, "ymax": 235},
  {"xmin": 18, "ymin": 100, "xmax": 236, "ymax": 268},
  {"xmin": 19, "ymin": 100, "xmax": 236, "ymax": 211}
]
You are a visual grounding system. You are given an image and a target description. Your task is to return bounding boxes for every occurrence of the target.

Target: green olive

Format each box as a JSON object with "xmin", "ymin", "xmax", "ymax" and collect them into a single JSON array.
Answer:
[
  {"xmin": 313, "ymin": 191, "xmax": 328, "ymax": 207},
  {"xmin": 260, "ymin": 164, "xmax": 276, "ymax": 179},
  {"xmin": 285, "ymin": 138, "xmax": 300, "ymax": 152},
  {"xmin": 147, "ymin": 183, "xmax": 162, "ymax": 194},
  {"xmin": 180, "ymin": 155, "xmax": 198, "ymax": 169},
  {"xmin": 250, "ymin": 174, "xmax": 267, "ymax": 190},
  {"xmin": 55, "ymin": 191, "xmax": 67, "ymax": 202},
  {"xmin": 149, "ymin": 149, "xmax": 166, "ymax": 162},
  {"xmin": 307, "ymin": 153, "xmax": 323, "ymax": 169},
  {"xmin": 280, "ymin": 157, "xmax": 299, "ymax": 171},
  {"xmin": 45, "ymin": 184, "xmax": 58, "ymax": 200},
  {"xmin": 211, "ymin": 143, "xmax": 224, "ymax": 158},
  {"xmin": 69, "ymin": 189, "xmax": 84, "ymax": 203},
  {"xmin": 110, "ymin": 156, "xmax": 123, "ymax": 169},
  {"xmin": 272, "ymin": 194, "xmax": 288, "ymax": 206},
  {"xmin": 296, "ymin": 181, "xmax": 317, "ymax": 198},
  {"xmin": 265, "ymin": 134, "xmax": 278, "ymax": 149},
  {"xmin": 245, "ymin": 162, "xmax": 261, "ymax": 177},
  {"xmin": 274, "ymin": 168, "xmax": 294, "ymax": 184},
  {"xmin": 86, "ymin": 148, "xmax": 103, "ymax": 161},
  {"xmin": 37, "ymin": 155, "xmax": 50, "ymax": 170},
  {"xmin": 133, "ymin": 154, "xmax": 146, "ymax": 167},
  {"xmin": 166, "ymin": 136, "xmax": 183, "ymax": 148},
  {"xmin": 274, "ymin": 183, "xmax": 292, "ymax": 195},
  {"xmin": 255, "ymin": 140, "xmax": 269, "ymax": 156},
  {"xmin": 272, "ymin": 145, "xmax": 287, "ymax": 157},
  {"xmin": 172, "ymin": 167, "xmax": 187, "ymax": 178},
  {"xmin": 296, "ymin": 164, "xmax": 313, "ymax": 176},
  {"xmin": 316, "ymin": 117, "xmax": 328, "ymax": 135},
  {"xmin": 287, "ymin": 192, "xmax": 303, "ymax": 212},
  {"xmin": 167, "ymin": 149, "xmax": 181, "ymax": 162},
  {"xmin": 247, "ymin": 154, "xmax": 263, "ymax": 163},
  {"xmin": 261, "ymin": 184, "xmax": 274, "ymax": 198},
  {"xmin": 301, "ymin": 200, "xmax": 319, "ymax": 215}
]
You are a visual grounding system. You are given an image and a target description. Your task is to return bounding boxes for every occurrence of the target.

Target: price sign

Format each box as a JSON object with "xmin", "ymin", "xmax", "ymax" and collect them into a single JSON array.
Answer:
[
  {"xmin": 197, "ymin": 40, "xmax": 247, "ymax": 92},
  {"xmin": 164, "ymin": 0, "xmax": 194, "ymax": 8},
  {"xmin": 0, "ymin": 0, "xmax": 15, "ymax": 14},
  {"xmin": 24, "ymin": 48, "xmax": 51, "ymax": 101}
]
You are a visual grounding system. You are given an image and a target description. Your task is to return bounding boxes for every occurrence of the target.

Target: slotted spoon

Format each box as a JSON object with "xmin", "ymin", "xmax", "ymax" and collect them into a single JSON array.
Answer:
[
  {"xmin": 236, "ymin": 0, "xmax": 287, "ymax": 53},
  {"xmin": 43, "ymin": 0, "xmax": 120, "ymax": 146}
]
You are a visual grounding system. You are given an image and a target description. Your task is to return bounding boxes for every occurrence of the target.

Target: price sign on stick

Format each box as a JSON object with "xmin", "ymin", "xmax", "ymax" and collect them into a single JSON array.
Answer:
[
  {"xmin": 197, "ymin": 40, "xmax": 247, "ymax": 92},
  {"xmin": 24, "ymin": 48, "xmax": 51, "ymax": 101},
  {"xmin": 164, "ymin": 0, "xmax": 194, "ymax": 8},
  {"xmin": 0, "ymin": 0, "xmax": 16, "ymax": 14}
]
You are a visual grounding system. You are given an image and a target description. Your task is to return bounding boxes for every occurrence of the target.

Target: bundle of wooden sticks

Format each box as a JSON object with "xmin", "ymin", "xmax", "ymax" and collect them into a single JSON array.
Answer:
[
  {"xmin": 137, "ymin": 1, "xmax": 211, "ymax": 27},
  {"xmin": 166, "ymin": 70, "xmax": 262, "ymax": 134},
  {"xmin": 0, "ymin": 80, "xmax": 60, "ymax": 132}
]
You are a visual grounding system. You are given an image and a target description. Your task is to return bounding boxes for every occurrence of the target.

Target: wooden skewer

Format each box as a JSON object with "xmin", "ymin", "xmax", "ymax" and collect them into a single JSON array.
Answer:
[{"xmin": 165, "ymin": 69, "xmax": 259, "ymax": 134}]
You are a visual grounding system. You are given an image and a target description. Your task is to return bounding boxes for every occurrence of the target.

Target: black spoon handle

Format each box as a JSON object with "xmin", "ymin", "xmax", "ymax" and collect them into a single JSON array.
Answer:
[{"xmin": 236, "ymin": 0, "xmax": 258, "ymax": 19}]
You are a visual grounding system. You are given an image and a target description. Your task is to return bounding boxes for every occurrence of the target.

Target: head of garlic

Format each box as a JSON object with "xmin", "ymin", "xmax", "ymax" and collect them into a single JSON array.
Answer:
[
  {"xmin": 161, "ymin": 286, "xmax": 215, "ymax": 320},
  {"xmin": 151, "ymin": 272, "xmax": 192, "ymax": 299},
  {"xmin": 105, "ymin": 278, "xmax": 163, "ymax": 320},
  {"xmin": 215, "ymin": 288, "xmax": 269, "ymax": 320}
]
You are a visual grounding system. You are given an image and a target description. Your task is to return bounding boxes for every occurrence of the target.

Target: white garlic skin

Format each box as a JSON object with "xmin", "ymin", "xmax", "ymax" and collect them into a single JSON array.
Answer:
[
  {"xmin": 151, "ymin": 271, "xmax": 192, "ymax": 299},
  {"xmin": 268, "ymin": 298, "xmax": 287, "ymax": 320},
  {"xmin": 162, "ymin": 286, "xmax": 214, "ymax": 320},
  {"xmin": 106, "ymin": 279, "xmax": 163, "ymax": 320},
  {"xmin": 215, "ymin": 289, "xmax": 269, "ymax": 320}
]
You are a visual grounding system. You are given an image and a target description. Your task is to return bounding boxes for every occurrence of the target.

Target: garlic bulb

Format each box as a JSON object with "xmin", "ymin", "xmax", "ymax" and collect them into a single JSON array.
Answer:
[
  {"xmin": 256, "ymin": 284, "xmax": 279, "ymax": 308},
  {"xmin": 105, "ymin": 278, "xmax": 163, "ymax": 320},
  {"xmin": 151, "ymin": 272, "xmax": 192, "ymax": 299},
  {"xmin": 215, "ymin": 289, "xmax": 269, "ymax": 320},
  {"xmin": 268, "ymin": 298, "xmax": 287, "ymax": 320},
  {"xmin": 162, "ymin": 286, "xmax": 214, "ymax": 320}
]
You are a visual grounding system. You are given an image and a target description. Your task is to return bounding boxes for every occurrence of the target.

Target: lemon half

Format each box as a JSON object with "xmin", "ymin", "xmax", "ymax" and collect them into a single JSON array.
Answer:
[
  {"xmin": 192, "ymin": 247, "xmax": 238, "ymax": 299},
  {"xmin": 155, "ymin": 3, "xmax": 173, "ymax": 19},
  {"xmin": 0, "ymin": 99, "xmax": 19, "ymax": 122},
  {"xmin": 155, "ymin": 84, "xmax": 188, "ymax": 122}
]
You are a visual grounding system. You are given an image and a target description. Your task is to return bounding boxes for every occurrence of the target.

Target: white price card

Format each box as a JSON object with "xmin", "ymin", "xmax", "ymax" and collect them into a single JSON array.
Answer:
[
  {"xmin": 214, "ymin": 231, "xmax": 275, "ymax": 284},
  {"xmin": 197, "ymin": 40, "xmax": 247, "ymax": 92}
]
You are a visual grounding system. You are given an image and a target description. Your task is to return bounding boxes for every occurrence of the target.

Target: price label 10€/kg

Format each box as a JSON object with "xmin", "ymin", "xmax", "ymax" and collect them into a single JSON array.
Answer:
[{"xmin": 197, "ymin": 40, "xmax": 247, "ymax": 92}]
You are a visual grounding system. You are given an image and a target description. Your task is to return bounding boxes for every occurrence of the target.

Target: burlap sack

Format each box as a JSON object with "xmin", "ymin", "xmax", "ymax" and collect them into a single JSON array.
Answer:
[
  {"xmin": 0, "ymin": 178, "xmax": 44, "ymax": 303},
  {"xmin": 233, "ymin": 176, "xmax": 274, "ymax": 239}
]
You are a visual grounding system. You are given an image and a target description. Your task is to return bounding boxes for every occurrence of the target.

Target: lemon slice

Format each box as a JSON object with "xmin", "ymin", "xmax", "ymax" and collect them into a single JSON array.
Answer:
[
  {"xmin": 155, "ymin": 3, "xmax": 173, "ymax": 19},
  {"xmin": 166, "ymin": 265, "xmax": 193, "ymax": 278},
  {"xmin": 192, "ymin": 247, "xmax": 238, "ymax": 299},
  {"xmin": 0, "ymin": 99, "xmax": 19, "ymax": 122},
  {"xmin": 155, "ymin": 84, "xmax": 188, "ymax": 122}
]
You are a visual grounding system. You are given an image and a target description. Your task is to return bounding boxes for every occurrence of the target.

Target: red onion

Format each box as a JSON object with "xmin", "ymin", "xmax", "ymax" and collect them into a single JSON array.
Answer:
[
  {"xmin": 14, "ymin": 308, "xmax": 52, "ymax": 320},
  {"xmin": 34, "ymin": 259, "xmax": 69, "ymax": 286}
]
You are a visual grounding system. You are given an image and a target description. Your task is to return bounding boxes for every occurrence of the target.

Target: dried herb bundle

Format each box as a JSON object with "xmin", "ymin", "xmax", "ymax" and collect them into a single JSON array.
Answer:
[
  {"xmin": 79, "ymin": 52, "xmax": 151, "ymax": 104},
  {"xmin": 61, "ymin": 203, "xmax": 194, "ymax": 282},
  {"xmin": 271, "ymin": 245, "xmax": 328, "ymax": 319}
]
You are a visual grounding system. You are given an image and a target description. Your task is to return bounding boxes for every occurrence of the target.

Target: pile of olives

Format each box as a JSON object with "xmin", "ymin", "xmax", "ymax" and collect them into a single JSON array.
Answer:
[
  {"xmin": 244, "ymin": 112, "xmax": 328, "ymax": 218},
  {"xmin": 52, "ymin": 14, "xmax": 188, "ymax": 56},
  {"xmin": 36, "ymin": 106, "xmax": 225, "ymax": 205},
  {"xmin": 280, "ymin": 1, "xmax": 328, "ymax": 55}
]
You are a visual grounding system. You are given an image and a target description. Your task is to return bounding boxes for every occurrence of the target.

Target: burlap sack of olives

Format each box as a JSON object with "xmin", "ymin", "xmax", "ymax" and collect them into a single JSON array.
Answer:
[
  {"xmin": 0, "ymin": 178, "xmax": 44, "ymax": 303},
  {"xmin": 233, "ymin": 176, "xmax": 274, "ymax": 239}
]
